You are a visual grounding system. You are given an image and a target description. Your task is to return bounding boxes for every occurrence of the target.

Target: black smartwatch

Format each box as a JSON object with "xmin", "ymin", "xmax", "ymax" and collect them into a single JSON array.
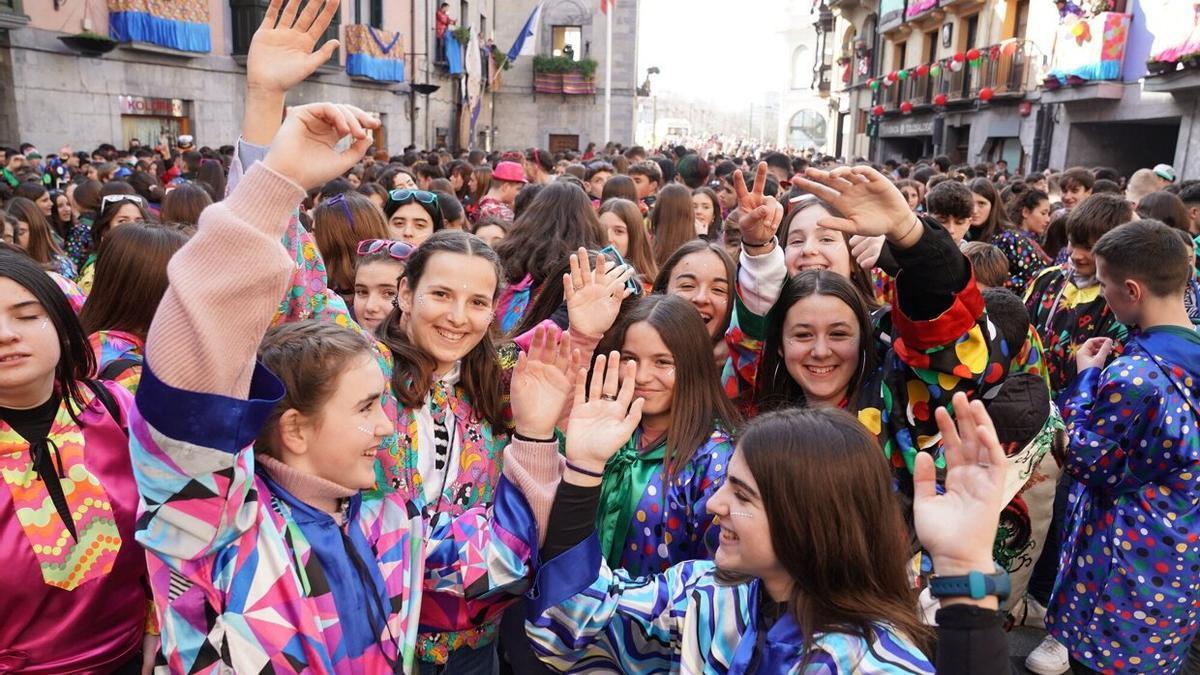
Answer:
[{"xmin": 929, "ymin": 564, "xmax": 1011, "ymax": 601}]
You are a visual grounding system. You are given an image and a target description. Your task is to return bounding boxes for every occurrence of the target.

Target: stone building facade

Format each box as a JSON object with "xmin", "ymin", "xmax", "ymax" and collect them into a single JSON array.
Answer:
[
  {"xmin": 489, "ymin": 0, "xmax": 639, "ymax": 153},
  {"xmin": 0, "ymin": 0, "xmax": 492, "ymax": 153}
]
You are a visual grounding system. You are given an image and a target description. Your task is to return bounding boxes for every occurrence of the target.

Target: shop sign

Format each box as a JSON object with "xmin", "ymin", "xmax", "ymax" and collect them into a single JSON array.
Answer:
[
  {"xmin": 119, "ymin": 96, "xmax": 188, "ymax": 117},
  {"xmin": 879, "ymin": 118, "xmax": 934, "ymax": 137}
]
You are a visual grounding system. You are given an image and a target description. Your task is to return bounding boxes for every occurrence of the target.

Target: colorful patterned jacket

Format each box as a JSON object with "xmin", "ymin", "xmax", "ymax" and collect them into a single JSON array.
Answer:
[
  {"xmin": 1024, "ymin": 264, "xmax": 1127, "ymax": 398},
  {"xmin": 597, "ymin": 427, "xmax": 735, "ymax": 578},
  {"xmin": 232, "ymin": 141, "xmax": 517, "ymax": 663},
  {"xmin": 524, "ymin": 535, "xmax": 933, "ymax": 673},
  {"xmin": 0, "ymin": 381, "xmax": 151, "ymax": 674},
  {"xmin": 1046, "ymin": 326, "xmax": 1200, "ymax": 673},
  {"xmin": 991, "ymin": 228, "xmax": 1049, "ymax": 297},
  {"xmin": 131, "ymin": 362, "xmax": 538, "ymax": 674},
  {"xmin": 89, "ymin": 329, "xmax": 144, "ymax": 394}
]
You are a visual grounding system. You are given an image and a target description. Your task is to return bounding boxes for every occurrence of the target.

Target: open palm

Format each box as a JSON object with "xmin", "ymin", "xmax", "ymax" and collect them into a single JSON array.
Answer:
[
  {"xmin": 248, "ymin": 0, "xmax": 341, "ymax": 93},
  {"xmin": 792, "ymin": 166, "xmax": 912, "ymax": 239},
  {"xmin": 511, "ymin": 327, "xmax": 575, "ymax": 439},
  {"xmin": 913, "ymin": 392, "xmax": 1006, "ymax": 573},
  {"xmin": 565, "ymin": 352, "xmax": 644, "ymax": 472},
  {"xmin": 565, "ymin": 248, "xmax": 633, "ymax": 340}
]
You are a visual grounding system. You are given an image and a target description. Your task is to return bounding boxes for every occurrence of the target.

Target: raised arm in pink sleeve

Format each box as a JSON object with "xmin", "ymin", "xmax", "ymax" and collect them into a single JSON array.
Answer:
[
  {"xmin": 145, "ymin": 163, "xmax": 307, "ymax": 398},
  {"xmin": 500, "ymin": 439, "xmax": 564, "ymax": 546}
]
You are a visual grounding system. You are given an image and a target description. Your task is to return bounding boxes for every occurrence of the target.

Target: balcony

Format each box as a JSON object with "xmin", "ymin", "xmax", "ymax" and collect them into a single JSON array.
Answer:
[
  {"xmin": 1040, "ymin": 11, "xmax": 1130, "ymax": 100},
  {"xmin": 879, "ymin": 40, "xmax": 1036, "ymax": 114},
  {"xmin": 878, "ymin": 0, "xmax": 906, "ymax": 35},
  {"xmin": 904, "ymin": 0, "xmax": 943, "ymax": 27}
]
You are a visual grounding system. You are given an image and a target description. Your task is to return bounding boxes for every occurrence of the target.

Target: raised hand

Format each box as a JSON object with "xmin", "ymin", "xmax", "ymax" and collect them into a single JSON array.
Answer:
[
  {"xmin": 243, "ymin": 0, "xmax": 341, "ymax": 145},
  {"xmin": 565, "ymin": 352, "xmax": 644, "ymax": 474},
  {"xmin": 1076, "ymin": 336, "xmax": 1114, "ymax": 373},
  {"xmin": 511, "ymin": 326, "xmax": 576, "ymax": 439},
  {"xmin": 564, "ymin": 248, "xmax": 634, "ymax": 340},
  {"xmin": 248, "ymin": 0, "xmax": 340, "ymax": 94},
  {"xmin": 913, "ymin": 392, "xmax": 1005, "ymax": 577},
  {"xmin": 791, "ymin": 165, "xmax": 917, "ymax": 246},
  {"xmin": 733, "ymin": 162, "xmax": 784, "ymax": 247},
  {"xmin": 262, "ymin": 103, "xmax": 379, "ymax": 190}
]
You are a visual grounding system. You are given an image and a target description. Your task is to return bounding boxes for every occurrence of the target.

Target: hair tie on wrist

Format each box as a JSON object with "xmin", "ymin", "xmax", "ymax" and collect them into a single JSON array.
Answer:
[{"xmin": 565, "ymin": 461, "xmax": 605, "ymax": 479}]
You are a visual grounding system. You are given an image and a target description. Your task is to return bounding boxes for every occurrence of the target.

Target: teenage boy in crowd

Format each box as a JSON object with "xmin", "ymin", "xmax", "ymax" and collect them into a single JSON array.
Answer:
[
  {"xmin": 1046, "ymin": 219, "xmax": 1200, "ymax": 674},
  {"xmin": 1059, "ymin": 166, "xmax": 1094, "ymax": 211},
  {"xmin": 925, "ymin": 179, "xmax": 974, "ymax": 244},
  {"xmin": 628, "ymin": 160, "xmax": 662, "ymax": 209}
]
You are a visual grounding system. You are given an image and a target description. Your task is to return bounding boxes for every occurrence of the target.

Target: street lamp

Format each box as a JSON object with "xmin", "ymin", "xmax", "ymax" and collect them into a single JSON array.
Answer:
[{"xmin": 410, "ymin": 82, "xmax": 440, "ymax": 149}]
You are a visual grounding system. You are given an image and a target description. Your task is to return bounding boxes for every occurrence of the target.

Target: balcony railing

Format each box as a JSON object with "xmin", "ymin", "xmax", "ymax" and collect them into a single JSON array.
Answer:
[{"xmin": 880, "ymin": 40, "xmax": 1036, "ymax": 113}]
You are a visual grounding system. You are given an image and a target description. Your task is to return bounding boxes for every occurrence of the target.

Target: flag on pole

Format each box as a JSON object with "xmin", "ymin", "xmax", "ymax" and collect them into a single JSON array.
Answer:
[
  {"xmin": 600, "ymin": 0, "xmax": 616, "ymax": 14},
  {"xmin": 506, "ymin": 3, "xmax": 543, "ymax": 63}
]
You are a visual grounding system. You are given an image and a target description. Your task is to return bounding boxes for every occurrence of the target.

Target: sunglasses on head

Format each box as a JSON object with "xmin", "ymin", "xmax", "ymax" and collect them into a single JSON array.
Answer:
[
  {"xmin": 100, "ymin": 194, "xmax": 144, "ymax": 210},
  {"xmin": 357, "ymin": 239, "xmax": 415, "ymax": 260},
  {"xmin": 387, "ymin": 189, "xmax": 438, "ymax": 206}
]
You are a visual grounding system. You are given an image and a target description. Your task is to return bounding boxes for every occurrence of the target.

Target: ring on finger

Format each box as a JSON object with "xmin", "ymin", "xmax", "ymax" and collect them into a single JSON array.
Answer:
[{"xmin": 600, "ymin": 394, "xmax": 618, "ymax": 401}]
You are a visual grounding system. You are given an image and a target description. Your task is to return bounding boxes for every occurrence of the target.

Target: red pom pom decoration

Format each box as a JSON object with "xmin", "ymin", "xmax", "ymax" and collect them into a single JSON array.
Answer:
[
  {"xmin": 934, "ymin": 93, "xmax": 948, "ymax": 106},
  {"xmin": 966, "ymin": 48, "xmax": 981, "ymax": 62},
  {"xmin": 979, "ymin": 86, "xmax": 995, "ymax": 102},
  {"xmin": 953, "ymin": 51, "xmax": 965, "ymax": 62},
  {"xmin": 916, "ymin": 63, "xmax": 930, "ymax": 76},
  {"xmin": 872, "ymin": 105, "xmax": 885, "ymax": 116},
  {"xmin": 900, "ymin": 101, "xmax": 913, "ymax": 114}
]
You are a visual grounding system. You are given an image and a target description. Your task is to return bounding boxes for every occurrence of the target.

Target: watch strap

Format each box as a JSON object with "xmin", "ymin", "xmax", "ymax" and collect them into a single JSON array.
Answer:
[{"xmin": 929, "ymin": 564, "xmax": 1010, "ymax": 601}]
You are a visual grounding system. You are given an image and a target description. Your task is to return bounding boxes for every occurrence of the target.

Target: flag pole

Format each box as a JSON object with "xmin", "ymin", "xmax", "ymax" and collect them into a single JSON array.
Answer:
[{"xmin": 603, "ymin": 2, "xmax": 612, "ymax": 146}]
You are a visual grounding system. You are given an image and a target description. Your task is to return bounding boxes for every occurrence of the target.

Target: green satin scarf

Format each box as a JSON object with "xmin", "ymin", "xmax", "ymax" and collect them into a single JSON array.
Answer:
[{"xmin": 596, "ymin": 430, "xmax": 666, "ymax": 568}]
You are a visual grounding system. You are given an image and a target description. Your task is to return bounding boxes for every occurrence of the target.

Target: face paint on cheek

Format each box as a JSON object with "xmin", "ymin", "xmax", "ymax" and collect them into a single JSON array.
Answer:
[
  {"xmin": 728, "ymin": 511, "xmax": 755, "ymax": 519},
  {"xmin": 356, "ymin": 425, "xmax": 373, "ymax": 436}
]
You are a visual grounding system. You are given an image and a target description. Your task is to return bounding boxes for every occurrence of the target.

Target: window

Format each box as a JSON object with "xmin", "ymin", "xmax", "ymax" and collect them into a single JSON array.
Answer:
[
  {"xmin": 552, "ymin": 25, "xmax": 582, "ymax": 60},
  {"xmin": 232, "ymin": 0, "xmax": 339, "ymax": 58},
  {"xmin": 355, "ymin": 0, "xmax": 383, "ymax": 28},
  {"xmin": 893, "ymin": 40, "xmax": 907, "ymax": 71},
  {"xmin": 788, "ymin": 110, "xmax": 827, "ymax": 149},
  {"xmin": 1014, "ymin": 0, "xmax": 1030, "ymax": 40},
  {"xmin": 962, "ymin": 13, "xmax": 978, "ymax": 50},
  {"xmin": 925, "ymin": 29, "xmax": 938, "ymax": 63},
  {"xmin": 791, "ymin": 46, "xmax": 810, "ymax": 90}
]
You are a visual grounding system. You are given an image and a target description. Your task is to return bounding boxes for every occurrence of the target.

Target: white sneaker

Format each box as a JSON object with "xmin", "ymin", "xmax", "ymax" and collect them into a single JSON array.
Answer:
[
  {"xmin": 1012, "ymin": 596, "xmax": 1048, "ymax": 630},
  {"xmin": 1025, "ymin": 635, "xmax": 1070, "ymax": 675}
]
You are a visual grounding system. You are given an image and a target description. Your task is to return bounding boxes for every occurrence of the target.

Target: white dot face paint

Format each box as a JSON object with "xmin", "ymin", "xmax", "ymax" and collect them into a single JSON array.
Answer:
[
  {"xmin": 356, "ymin": 426, "xmax": 373, "ymax": 436},
  {"xmin": 727, "ymin": 511, "xmax": 755, "ymax": 519}
]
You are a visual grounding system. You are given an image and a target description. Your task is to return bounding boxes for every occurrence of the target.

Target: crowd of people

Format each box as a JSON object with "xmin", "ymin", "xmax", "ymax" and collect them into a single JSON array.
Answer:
[{"xmin": 2, "ymin": 1, "xmax": 1199, "ymax": 674}]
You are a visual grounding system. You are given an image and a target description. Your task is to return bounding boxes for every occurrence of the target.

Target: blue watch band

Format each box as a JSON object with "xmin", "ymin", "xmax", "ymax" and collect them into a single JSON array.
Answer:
[{"xmin": 929, "ymin": 564, "xmax": 1011, "ymax": 601}]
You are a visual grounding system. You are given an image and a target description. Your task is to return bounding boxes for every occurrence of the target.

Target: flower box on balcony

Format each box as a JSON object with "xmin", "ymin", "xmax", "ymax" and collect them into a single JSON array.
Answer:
[{"xmin": 534, "ymin": 56, "xmax": 597, "ymax": 95}]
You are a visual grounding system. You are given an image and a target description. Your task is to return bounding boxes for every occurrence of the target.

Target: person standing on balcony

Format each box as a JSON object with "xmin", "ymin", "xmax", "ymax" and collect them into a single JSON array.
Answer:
[{"xmin": 435, "ymin": 2, "xmax": 455, "ymax": 66}]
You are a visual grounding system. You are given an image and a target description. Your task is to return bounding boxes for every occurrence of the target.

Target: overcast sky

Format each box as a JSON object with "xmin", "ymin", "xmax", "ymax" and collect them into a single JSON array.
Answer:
[{"xmin": 636, "ymin": 0, "xmax": 787, "ymax": 110}]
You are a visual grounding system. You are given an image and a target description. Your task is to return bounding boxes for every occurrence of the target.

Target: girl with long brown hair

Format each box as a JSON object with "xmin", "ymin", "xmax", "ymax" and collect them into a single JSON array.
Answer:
[
  {"xmin": 503, "ymin": 351, "xmax": 1014, "ymax": 672},
  {"xmin": 969, "ymin": 177, "xmax": 1048, "ymax": 296},
  {"xmin": 7, "ymin": 196, "xmax": 75, "ymax": 278},
  {"xmin": 79, "ymin": 222, "xmax": 190, "ymax": 391},
  {"xmin": 493, "ymin": 181, "xmax": 606, "ymax": 333},
  {"xmin": 598, "ymin": 197, "xmax": 657, "ymax": 283},
  {"xmin": 650, "ymin": 184, "xmax": 698, "ymax": 267},
  {"xmin": 587, "ymin": 293, "xmax": 741, "ymax": 577},
  {"xmin": 311, "ymin": 190, "xmax": 388, "ymax": 302}
]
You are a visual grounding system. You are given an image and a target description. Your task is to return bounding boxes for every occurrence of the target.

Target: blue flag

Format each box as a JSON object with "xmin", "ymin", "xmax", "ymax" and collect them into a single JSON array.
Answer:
[{"xmin": 506, "ymin": 3, "xmax": 543, "ymax": 63}]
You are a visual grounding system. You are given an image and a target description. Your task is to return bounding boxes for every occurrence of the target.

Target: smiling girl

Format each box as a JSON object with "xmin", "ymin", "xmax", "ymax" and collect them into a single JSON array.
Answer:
[
  {"xmin": 352, "ymin": 239, "xmax": 411, "ymax": 334},
  {"xmin": 590, "ymin": 294, "xmax": 740, "ymax": 576},
  {"xmin": 130, "ymin": 94, "xmax": 551, "ymax": 674},
  {"xmin": 502, "ymin": 355, "xmax": 1021, "ymax": 673}
]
